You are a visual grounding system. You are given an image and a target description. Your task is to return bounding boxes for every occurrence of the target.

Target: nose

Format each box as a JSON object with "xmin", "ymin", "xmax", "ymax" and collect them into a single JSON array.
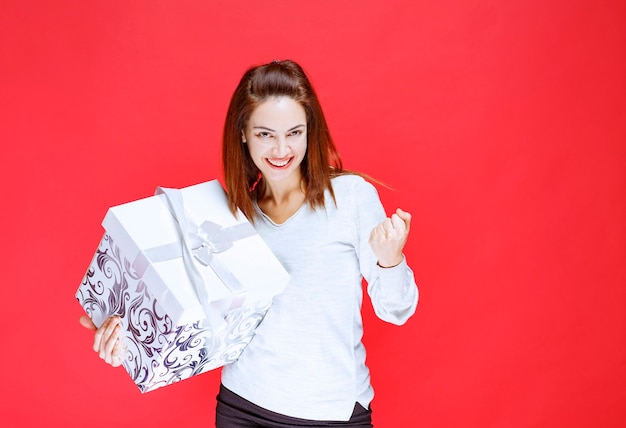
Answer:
[{"xmin": 271, "ymin": 135, "xmax": 289, "ymax": 156}]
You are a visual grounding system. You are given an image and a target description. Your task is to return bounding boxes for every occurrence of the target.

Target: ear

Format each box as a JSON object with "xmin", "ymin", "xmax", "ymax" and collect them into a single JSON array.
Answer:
[{"xmin": 241, "ymin": 130, "xmax": 247, "ymax": 143}]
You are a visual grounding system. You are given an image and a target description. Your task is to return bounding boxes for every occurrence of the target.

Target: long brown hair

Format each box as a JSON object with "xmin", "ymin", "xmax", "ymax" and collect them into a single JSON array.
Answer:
[{"xmin": 222, "ymin": 59, "xmax": 344, "ymax": 220}]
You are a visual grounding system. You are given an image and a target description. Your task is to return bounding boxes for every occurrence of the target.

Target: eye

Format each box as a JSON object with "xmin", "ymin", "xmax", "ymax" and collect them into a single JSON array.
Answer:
[
  {"xmin": 289, "ymin": 129, "xmax": 304, "ymax": 137},
  {"xmin": 256, "ymin": 131, "xmax": 272, "ymax": 139}
]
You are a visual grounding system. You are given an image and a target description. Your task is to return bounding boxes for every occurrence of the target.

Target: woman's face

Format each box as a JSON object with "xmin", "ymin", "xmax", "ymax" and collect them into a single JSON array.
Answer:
[{"xmin": 243, "ymin": 96, "xmax": 307, "ymax": 188}]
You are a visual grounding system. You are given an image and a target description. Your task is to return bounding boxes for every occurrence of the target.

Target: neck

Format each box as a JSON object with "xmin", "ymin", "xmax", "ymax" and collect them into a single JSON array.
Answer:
[
  {"xmin": 261, "ymin": 172, "xmax": 304, "ymax": 205},
  {"xmin": 263, "ymin": 181, "xmax": 304, "ymax": 205},
  {"xmin": 257, "ymin": 174, "xmax": 306, "ymax": 224}
]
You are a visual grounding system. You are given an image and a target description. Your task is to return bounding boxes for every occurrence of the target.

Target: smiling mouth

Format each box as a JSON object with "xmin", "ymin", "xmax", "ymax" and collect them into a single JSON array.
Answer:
[{"xmin": 266, "ymin": 157, "xmax": 293, "ymax": 168}]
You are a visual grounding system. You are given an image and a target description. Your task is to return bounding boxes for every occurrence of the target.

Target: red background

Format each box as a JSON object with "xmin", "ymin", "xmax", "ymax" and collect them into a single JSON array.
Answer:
[{"xmin": 1, "ymin": 1, "xmax": 625, "ymax": 427}]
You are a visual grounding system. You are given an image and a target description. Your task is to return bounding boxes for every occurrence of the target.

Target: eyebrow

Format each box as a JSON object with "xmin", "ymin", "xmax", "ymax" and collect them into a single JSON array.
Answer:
[{"xmin": 252, "ymin": 124, "xmax": 306, "ymax": 132}]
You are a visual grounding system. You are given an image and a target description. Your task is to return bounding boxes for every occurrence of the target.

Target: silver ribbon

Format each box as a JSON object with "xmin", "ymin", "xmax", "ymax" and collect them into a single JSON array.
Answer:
[{"xmin": 132, "ymin": 186, "xmax": 256, "ymax": 329}]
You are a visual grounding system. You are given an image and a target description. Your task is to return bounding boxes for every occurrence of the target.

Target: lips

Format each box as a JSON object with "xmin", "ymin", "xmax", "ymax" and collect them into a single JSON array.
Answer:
[{"xmin": 266, "ymin": 157, "xmax": 293, "ymax": 168}]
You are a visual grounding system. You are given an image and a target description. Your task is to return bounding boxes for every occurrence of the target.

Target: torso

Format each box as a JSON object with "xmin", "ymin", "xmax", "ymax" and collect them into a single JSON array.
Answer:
[{"xmin": 222, "ymin": 175, "xmax": 381, "ymax": 421}]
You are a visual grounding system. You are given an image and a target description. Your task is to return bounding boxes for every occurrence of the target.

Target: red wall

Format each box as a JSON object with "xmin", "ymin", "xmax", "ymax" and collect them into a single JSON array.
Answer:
[{"xmin": 1, "ymin": 1, "xmax": 625, "ymax": 427}]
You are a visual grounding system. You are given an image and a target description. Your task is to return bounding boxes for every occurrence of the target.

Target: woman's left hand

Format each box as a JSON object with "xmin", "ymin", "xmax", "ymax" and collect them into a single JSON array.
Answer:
[{"xmin": 369, "ymin": 208, "xmax": 411, "ymax": 268}]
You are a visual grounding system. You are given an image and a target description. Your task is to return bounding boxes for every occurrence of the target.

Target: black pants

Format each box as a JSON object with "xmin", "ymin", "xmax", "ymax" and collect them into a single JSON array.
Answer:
[{"xmin": 216, "ymin": 384, "xmax": 373, "ymax": 428}]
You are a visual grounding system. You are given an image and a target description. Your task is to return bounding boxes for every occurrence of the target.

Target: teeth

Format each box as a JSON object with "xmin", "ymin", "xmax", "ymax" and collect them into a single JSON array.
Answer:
[{"xmin": 268, "ymin": 158, "xmax": 290, "ymax": 167}]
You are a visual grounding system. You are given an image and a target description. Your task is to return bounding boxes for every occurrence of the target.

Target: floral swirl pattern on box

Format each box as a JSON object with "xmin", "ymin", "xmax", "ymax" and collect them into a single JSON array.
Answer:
[{"xmin": 78, "ymin": 234, "xmax": 270, "ymax": 392}]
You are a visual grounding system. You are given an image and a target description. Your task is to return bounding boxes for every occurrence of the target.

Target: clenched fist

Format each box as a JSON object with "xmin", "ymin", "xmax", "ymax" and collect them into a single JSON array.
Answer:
[{"xmin": 368, "ymin": 208, "xmax": 411, "ymax": 268}]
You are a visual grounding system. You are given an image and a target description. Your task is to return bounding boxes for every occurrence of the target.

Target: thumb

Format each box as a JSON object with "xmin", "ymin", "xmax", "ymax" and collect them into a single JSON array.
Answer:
[
  {"xmin": 79, "ymin": 315, "xmax": 97, "ymax": 331},
  {"xmin": 395, "ymin": 208, "xmax": 412, "ymax": 228}
]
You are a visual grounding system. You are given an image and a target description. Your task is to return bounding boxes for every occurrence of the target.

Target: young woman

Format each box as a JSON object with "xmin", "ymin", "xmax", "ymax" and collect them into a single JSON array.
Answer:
[{"xmin": 80, "ymin": 59, "xmax": 418, "ymax": 427}]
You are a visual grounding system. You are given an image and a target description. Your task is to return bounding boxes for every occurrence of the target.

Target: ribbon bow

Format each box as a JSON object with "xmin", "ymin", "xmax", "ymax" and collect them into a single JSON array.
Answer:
[
  {"xmin": 192, "ymin": 221, "xmax": 236, "ymax": 263},
  {"xmin": 152, "ymin": 186, "xmax": 256, "ymax": 328}
]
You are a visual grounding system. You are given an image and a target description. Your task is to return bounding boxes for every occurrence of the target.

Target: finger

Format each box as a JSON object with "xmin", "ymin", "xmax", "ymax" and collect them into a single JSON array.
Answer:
[
  {"xmin": 111, "ymin": 340, "xmax": 125, "ymax": 367},
  {"xmin": 369, "ymin": 225, "xmax": 382, "ymax": 246},
  {"xmin": 381, "ymin": 218, "xmax": 394, "ymax": 235},
  {"xmin": 395, "ymin": 208, "xmax": 411, "ymax": 232},
  {"xmin": 101, "ymin": 323, "xmax": 122, "ymax": 364},
  {"xmin": 102, "ymin": 323, "xmax": 121, "ymax": 357},
  {"xmin": 390, "ymin": 213, "xmax": 406, "ymax": 234},
  {"xmin": 93, "ymin": 317, "xmax": 111, "ymax": 352},
  {"xmin": 111, "ymin": 355, "xmax": 122, "ymax": 368},
  {"xmin": 103, "ymin": 331, "xmax": 121, "ymax": 366},
  {"xmin": 96, "ymin": 317, "xmax": 120, "ymax": 357},
  {"xmin": 371, "ymin": 221, "xmax": 385, "ymax": 236},
  {"xmin": 79, "ymin": 315, "xmax": 96, "ymax": 331}
]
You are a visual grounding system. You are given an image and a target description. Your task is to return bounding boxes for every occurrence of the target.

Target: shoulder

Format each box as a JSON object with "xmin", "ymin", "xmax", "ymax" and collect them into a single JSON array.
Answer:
[
  {"xmin": 331, "ymin": 173, "xmax": 376, "ymax": 194},
  {"xmin": 327, "ymin": 174, "xmax": 386, "ymax": 228},
  {"xmin": 330, "ymin": 174, "xmax": 380, "ymax": 206}
]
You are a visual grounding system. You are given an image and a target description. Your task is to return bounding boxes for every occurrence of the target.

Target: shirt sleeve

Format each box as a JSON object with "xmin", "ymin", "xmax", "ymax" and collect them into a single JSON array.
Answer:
[{"xmin": 353, "ymin": 178, "xmax": 419, "ymax": 325}]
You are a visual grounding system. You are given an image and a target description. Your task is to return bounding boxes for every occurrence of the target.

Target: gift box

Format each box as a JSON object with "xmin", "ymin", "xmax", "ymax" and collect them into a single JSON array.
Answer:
[{"xmin": 76, "ymin": 180, "xmax": 289, "ymax": 392}]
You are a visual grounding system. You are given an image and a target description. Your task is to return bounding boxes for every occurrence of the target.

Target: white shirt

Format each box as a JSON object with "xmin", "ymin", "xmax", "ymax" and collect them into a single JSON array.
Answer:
[{"xmin": 221, "ymin": 174, "xmax": 418, "ymax": 421}]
